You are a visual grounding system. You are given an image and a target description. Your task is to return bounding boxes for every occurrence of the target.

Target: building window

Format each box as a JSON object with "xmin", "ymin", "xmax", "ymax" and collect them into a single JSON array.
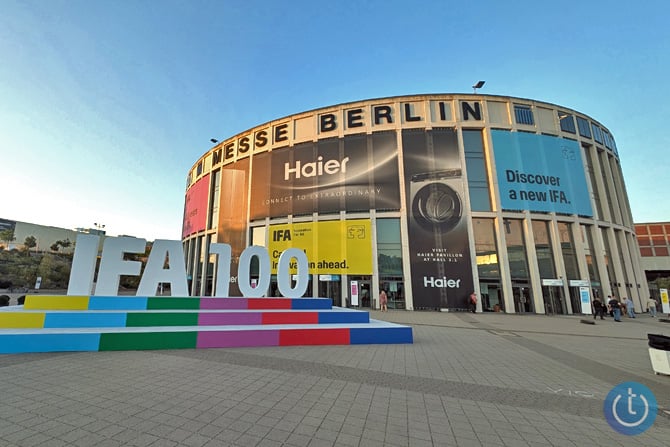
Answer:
[
  {"xmin": 558, "ymin": 113, "xmax": 576, "ymax": 133},
  {"xmin": 463, "ymin": 129, "xmax": 491, "ymax": 211},
  {"xmin": 640, "ymin": 247, "xmax": 653, "ymax": 257},
  {"xmin": 557, "ymin": 222, "xmax": 579, "ymax": 279},
  {"xmin": 584, "ymin": 226, "xmax": 602, "ymax": 299},
  {"xmin": 592, "ymin": 124, "xmax": 604, "ymax": 144},
  {"xmin": 577, "ymin": 117, "xmax": 592, "ymax": 138},
  {"xmin": 473, "ymin": 218, "xmax": 500, "ymax": 279},
  {"xmin": 376, "ymin": 218, "xmax": 405, "ymax": 309},
  {"xmin": 655, "ymin": 247, "xmax": 669, "ymax": 256},
  {"xmin": 473, "ymin": 218, "xmax": 503, "ymax": 312},
  {"xmin": 583, "ymin": 145, "xmax": 602, "ymax": 219},
  {"xmin": 196, "ymin": 162, "xmax": 203, "ymax": 176},
  {"xmin": 514, "ymin": 105, "xmax": 534, "ymax": 125},
  {"xmin": 603, "ymin": 131, "xmax": 614, "ymax": 150},
  {"xmin": 533, "ymin": 220, "xmax": 556, "ymax": 278},
  {"xmin": 504, "ymin": 219, "xmax": 530, "ymax": 279},
  {"xmin": 208, "ymin": 170, "xmax": 221, "ymax": 230}
]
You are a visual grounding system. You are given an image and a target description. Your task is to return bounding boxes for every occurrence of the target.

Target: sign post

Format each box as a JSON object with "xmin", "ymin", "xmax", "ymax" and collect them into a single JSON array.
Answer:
[
  {"xmin": 661, "ymin": 288, "xmax": 670, "ymax": 314},
  {"xmin": 579, "ymin": 286, "xmax": 592, "ymax": 314},
  {"xmin": 350, "ymin": 281, "xmax": 359, "ymax": 307}
]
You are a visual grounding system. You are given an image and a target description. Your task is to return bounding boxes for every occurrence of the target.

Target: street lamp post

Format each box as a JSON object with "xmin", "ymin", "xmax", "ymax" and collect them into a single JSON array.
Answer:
[{"xmin": 93, "ymin": 222, "xmax": 106, "ymax": 236}]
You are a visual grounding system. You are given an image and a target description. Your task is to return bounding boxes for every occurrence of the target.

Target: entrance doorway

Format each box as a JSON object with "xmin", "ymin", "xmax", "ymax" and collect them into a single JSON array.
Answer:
[
  {"xmin": 512, "ymin": 283, "xmax": 533, "ymax": 313},
  {"xmin": 542, "ymin": 286, "xmax": 567, "ymax": 315},
  {"xmin": 480, "ymin": 281, "xmax": 504, "ymax": 312},
  {"xmin": 318, "ymin": 277, "xmax": 341, "ymax": 306},
  {"xmin": 349, "ymin": 276, "xmax": 372, "ymax": 308},
  {"xmin": 569, "ymin": 287, "xmax": 583, "ymax": 315}
]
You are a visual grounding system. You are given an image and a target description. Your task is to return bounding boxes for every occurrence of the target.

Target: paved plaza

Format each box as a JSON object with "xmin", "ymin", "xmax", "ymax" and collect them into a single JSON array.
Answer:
[{"xmin": 1, "ymin": 308, "xmax": 669, "ymax": 446}]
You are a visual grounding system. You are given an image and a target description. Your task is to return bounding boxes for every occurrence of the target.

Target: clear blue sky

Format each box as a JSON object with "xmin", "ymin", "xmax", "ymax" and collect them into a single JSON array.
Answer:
[{"xmin": 1, "ymin": 0, "xmax": 668, "ymax": 240}]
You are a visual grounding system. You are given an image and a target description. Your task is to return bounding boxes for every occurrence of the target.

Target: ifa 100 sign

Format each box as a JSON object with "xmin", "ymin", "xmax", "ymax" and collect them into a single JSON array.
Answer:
[{"xmin": 67, "ymin": 234, "xmax": 309, "ymax": 298}]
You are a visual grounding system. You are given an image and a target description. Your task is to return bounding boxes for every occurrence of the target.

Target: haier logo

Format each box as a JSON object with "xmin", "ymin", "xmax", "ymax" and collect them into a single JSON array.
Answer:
[
  {"xmin": 284, "ymin": 156, "xmax": 349, "ymax": 180},
  {"xmin": 424, "ymin": 276, "xmax": 462, "ymax": 288}
]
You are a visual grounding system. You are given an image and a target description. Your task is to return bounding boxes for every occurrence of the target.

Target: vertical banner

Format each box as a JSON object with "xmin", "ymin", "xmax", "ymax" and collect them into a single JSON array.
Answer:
[
  {"xmin": 217, "ymin": 159, "xmax": 250, "ymax": 296},
  {"xmin": 661, "ymin": 288, "xmax": 670, "ymax": 314},
  {"xmin": 182, "ymin": 174, "xmax": 210, "ymax": 238},
  {"xmin": 580, "ymin": 286, "xmax": 592, "ymax": 314},
  {"xmin": 402, "ymin": 129, "xmax": 474, "ymax": 309},
  {"xmin": 350, "ymin": 281, "xmax": 359, "ymax": 306}
]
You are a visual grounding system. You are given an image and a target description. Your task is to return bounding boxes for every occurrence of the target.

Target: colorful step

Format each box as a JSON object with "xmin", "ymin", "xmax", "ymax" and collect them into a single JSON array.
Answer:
[
  {"xmin": 0, "ymin": 295, "xmax": 414, "ymax": 354},
  {"xmin": 23, "ymin": 296, "xmax": 333, "ymax": 311},
  {"xmin": 0, "ymin": 322, "xmax": 413, "ymax": 353},
  {"xmin": 0, "ymin": 309, "xmax": 370, "ymax": 329}
]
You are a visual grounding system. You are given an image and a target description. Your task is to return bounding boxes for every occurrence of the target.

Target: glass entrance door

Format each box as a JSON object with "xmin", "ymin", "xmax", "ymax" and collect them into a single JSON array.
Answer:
[
  {"xmin": 318, "ymin": 279, "xmax": 341, "ymax": 306},
  {"xmin": 349, "ymin": 276, "xmax": 372, "ymax": 308},
  {"xmin": 480, "ymin": 281, "xmax": 504, "ymax": 312},
  {"xmin": 569, "ymin": 287, "xmax": 583, "ymax": 315},
  {"xmin": 542, "ymin": 286, "xmax": 567, "ymax": 315},
  {"xmin": 512, "ymin": 283, "xmax": 533, "ymax": 313}
]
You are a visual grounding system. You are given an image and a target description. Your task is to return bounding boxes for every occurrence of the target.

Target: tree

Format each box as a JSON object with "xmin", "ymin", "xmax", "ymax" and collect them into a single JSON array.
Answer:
[
  {"xmin": 24, "ymin": 235, "xmax": 37, "ymax": 251},
  {"xmin": 50, "ymin": 239, "xmax": 73, "ymax": 253},
  {"xmin": 0, "ymin": 228, "xmax": 15, "ymax": 247}
]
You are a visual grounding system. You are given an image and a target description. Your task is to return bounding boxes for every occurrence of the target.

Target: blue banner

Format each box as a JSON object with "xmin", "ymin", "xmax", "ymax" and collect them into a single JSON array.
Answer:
[{"xmin": 492, "ymin": 131, "xmax": 593, "ymax": 216}]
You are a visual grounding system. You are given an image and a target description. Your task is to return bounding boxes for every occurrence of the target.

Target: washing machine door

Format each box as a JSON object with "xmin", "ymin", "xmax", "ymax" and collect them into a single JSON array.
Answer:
[{"xmin": 411, "ymin": 182, "xmax": 462, "ymax": 233}]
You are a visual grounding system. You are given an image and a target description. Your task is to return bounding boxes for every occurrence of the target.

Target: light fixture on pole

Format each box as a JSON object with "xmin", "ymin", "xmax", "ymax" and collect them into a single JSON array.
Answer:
[
  {"xmin": 93, "ymin": 222, "xmax": 106, "ymax": 235},
  {"xmin": 472, "ymin": 80, "xmax": 486, "ymax": 93},
  {"xmin": 210, "ymin": 138, "xmax": 219, "ymax": 144}
]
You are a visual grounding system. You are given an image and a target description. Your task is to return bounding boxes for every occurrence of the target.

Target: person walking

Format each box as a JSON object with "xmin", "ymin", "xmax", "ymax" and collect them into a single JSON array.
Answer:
[
  {"xmin": 606, "ymin": 295, "xmax": 613, "ymax": 317},
  {"xmin": 592, "ymin": 298, "xmax": 605, "ymax": 320},
  {"xmin": 608, "ymin": 296, "xmax": 622, "ymax": 322},
  {"xmin": 379, "ymin": 289, "xmax": 388, "ymax": 312},
  {"xmin": 647, "ymin": 296, "xmax": 658, "ymax": 317},
  {"xmin": 624, "ymin": 297, "xmax": 636, "ymax": 318},
  {"xmin": 469, "ymin": 292, "xmax": 478, "ymax": 313}
]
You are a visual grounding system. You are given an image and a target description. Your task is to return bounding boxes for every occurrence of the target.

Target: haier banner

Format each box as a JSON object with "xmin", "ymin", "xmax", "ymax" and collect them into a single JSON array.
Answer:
[
  {"xmin": 402, "ymin": 128, "xmax": 474, "ymax": 309},
  {"xmin": 249, "ymin": 132, "xmax": 399, "ymax": 219},
  {"xmin": 491, "ymin": 131, "xmax": 593, "ymax": 217}
]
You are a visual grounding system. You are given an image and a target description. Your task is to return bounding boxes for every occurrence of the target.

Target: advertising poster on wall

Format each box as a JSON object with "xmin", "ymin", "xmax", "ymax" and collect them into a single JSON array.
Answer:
[
  {"xmin": 216, "ymin": 159, "xmax": 250, "ymax": 296},
  {"xmin": 249, "ymin": 133, "xmax": 399, "ymax": 219},
  {"xmin": 491, "ymin": 130, "xmax": 593, "ymax": 216},
  {"xmin": 661, "ymin": 288, "xmax": 670, "ymax": 314},
  {"xmin": 580, "ymin": 286, "xmax": 592, "ymax": 314},
  {"xmin": 182, "ymin": 173, "xmax": 210, "ymax": 238},
  {"xmin": 267, "ymin": 219, "xmax": 372, "ymax": 275},
  {"xmin": 402, "ymin": 129, "xmax": 474, "ymax": 309}
]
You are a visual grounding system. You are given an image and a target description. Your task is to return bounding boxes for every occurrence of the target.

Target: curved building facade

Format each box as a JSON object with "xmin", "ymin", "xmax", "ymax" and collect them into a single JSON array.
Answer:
[{"xmin": 183, "ymin": 94, "xmax": 647, "ymax": 314}]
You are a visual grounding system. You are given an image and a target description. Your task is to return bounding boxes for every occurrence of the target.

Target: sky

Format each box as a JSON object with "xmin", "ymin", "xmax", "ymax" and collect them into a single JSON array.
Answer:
[{"xmin": 1, "ymin": 0, "xmax": 669, "ymax": 240}]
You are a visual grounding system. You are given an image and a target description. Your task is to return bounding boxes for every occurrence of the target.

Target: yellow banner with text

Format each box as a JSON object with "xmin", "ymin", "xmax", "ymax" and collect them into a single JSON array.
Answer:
[{"xmin": 268, "ymin": 220, "xmax": 372, "ymax": 275}]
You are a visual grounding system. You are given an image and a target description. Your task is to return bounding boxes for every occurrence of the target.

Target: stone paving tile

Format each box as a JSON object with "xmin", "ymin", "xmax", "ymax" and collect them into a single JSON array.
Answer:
[{"xmin": 1, "ymin": 313, "xmax": 670, "ymax": 447}]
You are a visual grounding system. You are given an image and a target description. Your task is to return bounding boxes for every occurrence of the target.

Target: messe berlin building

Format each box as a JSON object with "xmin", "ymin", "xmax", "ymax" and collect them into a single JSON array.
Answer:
[{"xmin": 182, "ymin": 94, "xmax": 647, "ymax": 315}]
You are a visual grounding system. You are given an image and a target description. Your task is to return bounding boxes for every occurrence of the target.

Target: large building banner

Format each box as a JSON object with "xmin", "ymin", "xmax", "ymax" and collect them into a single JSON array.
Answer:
[
  {"xmin": 267, "ymin": 220, "xmax": 372, "ymax": 275},
  {"xmin": 216, "ymin": 159, "xmax": 250, "ymax": 296},
  {"xmin": 182, "ymin": 174, "xmax": 210, "ymax": 238},
  {"xmin": 402, "ymin": 129, "xmax": 474, "ymax": 309},
  {"xmin": 491, "ymin": 130, "xmax": 593, "ymax": 216},
  {"xmin": 249, "ymin": 132, "xmax": 399, "ymax": 219}
]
